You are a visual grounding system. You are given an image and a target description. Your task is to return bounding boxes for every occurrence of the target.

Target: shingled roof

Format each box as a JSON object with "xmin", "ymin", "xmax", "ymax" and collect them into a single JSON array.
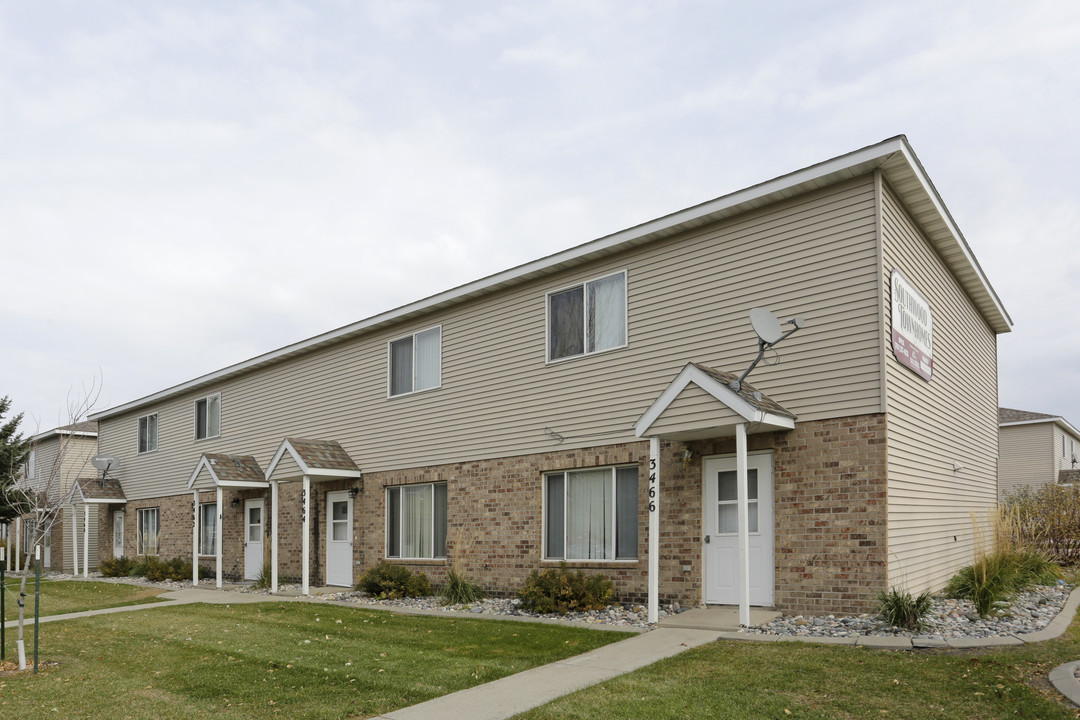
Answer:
[
  {"xmin": 70, "ymin": 477, "xmax": 126, "ymax": 503},
  {"xmin": 691, "ymin": 363, "xmax": 797, "ymax": 420},
  {"xmin": 187, "ymin": 453, "xmax": 269, "ymax": 489},
  {"xmin": 265, "ymin": 438, "xmax": 363, "ymax": 481},
  {"xmin": 999, "ymin": 408, "xmax": 1058, "ymax": 424}
]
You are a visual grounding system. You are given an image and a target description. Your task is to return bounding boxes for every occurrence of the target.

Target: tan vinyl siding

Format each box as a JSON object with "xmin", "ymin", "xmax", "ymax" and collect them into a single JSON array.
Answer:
[
  {"xmin": 999, "ymin": 423, "xmax": 1054, "ymax": 496},
  {"xmin": 61, "ymin": 506, "xmax": 99, "ymax": 572},
  {"xmin": 100, "ymin": 175, "xmax": 884, "ymax": 502},
  {"xmin": 266, "ymin": 451, "xmax": 304, "ymax": 481},
  {"xmin": 881, "ymin": 180, "xmax": 999, "ymax": 592},
  {"xmin": 647, "ymin": 383, "xmax": 743, "ymax": 437}
]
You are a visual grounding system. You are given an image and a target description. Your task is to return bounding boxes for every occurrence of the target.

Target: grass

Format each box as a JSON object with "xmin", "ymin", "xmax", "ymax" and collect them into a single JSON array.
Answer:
[
  {"xmin": 0, "ymin": 579, "xmax": 167, "ymax": 617},
  {"xmin": 0, "ymin": 600, "xmax": 627, "ymax": 719},
  {"xmin": 513, "ymin": 618, "xmax": 1080, "ymax": 719}
]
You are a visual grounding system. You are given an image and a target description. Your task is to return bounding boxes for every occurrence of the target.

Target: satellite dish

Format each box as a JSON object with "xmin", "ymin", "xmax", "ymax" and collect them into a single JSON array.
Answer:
[
  {"xmin": 91, "ymin": 455, "xmax": 119, "ymax": 472},
  {"xmin": 749, "ymin": 308, "xmax": 784, "ymax": 344}
]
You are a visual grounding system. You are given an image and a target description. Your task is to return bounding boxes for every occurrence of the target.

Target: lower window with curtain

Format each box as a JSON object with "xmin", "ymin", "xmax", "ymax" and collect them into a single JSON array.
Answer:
[
  {"xmin": 386, "ymin": 482, "xmax": 447, "ymax": 559},
  {"xmin": 544, "ymin": 466, "xmax": 638, "ymax": 560}
]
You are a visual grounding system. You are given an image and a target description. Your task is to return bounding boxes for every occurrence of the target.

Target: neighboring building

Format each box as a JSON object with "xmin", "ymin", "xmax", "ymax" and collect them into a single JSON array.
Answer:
[
  {"xmin": 86, "ymin": 136, "xmax": 1011, "ymax": 617},
  {"xmin": 999, "ymin": 408, "xmax": 1080, "ymax": 497},
  {"xmin": 14, "ymin": 421, "xmax": 99, "ymax": 572}
]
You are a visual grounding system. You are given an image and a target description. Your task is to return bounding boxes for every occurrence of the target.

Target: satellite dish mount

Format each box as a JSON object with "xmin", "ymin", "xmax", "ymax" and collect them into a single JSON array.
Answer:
[
  {"xmin": 91, "ymin": 455, "xmax": 120, "ymax": 487},
  {"xmin": 729, "ymin": 308, "xmax": 807, "ymax": 392}
]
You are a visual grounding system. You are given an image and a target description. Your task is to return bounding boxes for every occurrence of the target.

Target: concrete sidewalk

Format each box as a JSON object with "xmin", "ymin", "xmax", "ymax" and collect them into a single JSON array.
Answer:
[{"xmin": 373, "ymin": 626, "xmax": 722, "ymax": 720}]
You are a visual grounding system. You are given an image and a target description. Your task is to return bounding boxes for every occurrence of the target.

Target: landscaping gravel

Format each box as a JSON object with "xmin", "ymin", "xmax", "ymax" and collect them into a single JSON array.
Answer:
[
  {"xmin": 36, "ymin": 571, "xmax": 1075, "ymax": 640},
  {"xmin": 749, "ymin": 581, "xmax": 1073, "ymax": 640}
]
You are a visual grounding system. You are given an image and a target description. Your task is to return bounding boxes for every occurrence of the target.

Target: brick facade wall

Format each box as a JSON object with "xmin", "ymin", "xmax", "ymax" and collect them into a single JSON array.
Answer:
[{"xmin": 98, "ymin": 413, "xmax": 888, "ymax": 615}]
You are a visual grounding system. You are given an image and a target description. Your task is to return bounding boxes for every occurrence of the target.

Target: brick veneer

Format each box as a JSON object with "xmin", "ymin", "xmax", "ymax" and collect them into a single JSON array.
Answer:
[{"xmin": 98, "ymin": 413, "xmax": 888, "ymax": 615}]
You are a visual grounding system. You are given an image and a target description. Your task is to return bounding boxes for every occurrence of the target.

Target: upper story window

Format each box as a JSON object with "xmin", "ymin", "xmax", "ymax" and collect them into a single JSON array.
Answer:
[
  {"xmin": 547, "ymin": 270, "xmax": 627, "ymax": 362},
  {"xmin": 194, "ymin": 394, "xmax": 221, "ymax": 441},
  {"xmin": 138, "ymin": 413, "xmax": 158, "ymax": 454},
  {"xmin": 389, "ymin": 326, "xmax": 441, "ymax": 397}
]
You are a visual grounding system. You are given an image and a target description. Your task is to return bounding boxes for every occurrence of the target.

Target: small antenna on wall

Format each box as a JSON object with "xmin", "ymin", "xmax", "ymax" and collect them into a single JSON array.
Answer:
[{"xmin": 729, "ymin": 308, "xmax": 807, "ymax": 392}]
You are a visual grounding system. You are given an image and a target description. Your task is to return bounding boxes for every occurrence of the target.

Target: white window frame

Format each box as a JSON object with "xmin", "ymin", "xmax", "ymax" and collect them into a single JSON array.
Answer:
[
  {"xmin": 385, "ymin": 482, "xmax": 447, "ymax": 559},
  {"xmin": 387, "ymin": 325, "xmax": 442, "ymax": 398},
  {"xmin": 138, "ymin": 413, "xmax": 158, "ymax": 454},
  {"xmin": 545, "ymin": 270, "xmax": 628, "ymax": 364},
  {"xmin": 193, "ymin": 393, "xmax": 221, "ymax": 441},
  {"xmin": 137, "ymin": 507, "xmax": 159, "ymax": 556},
  {"xmin": 199, "ymin": 502, "xmax": 217, "ymax": 556},
  {"xmin": 543, "ymin": 465, "xmax": 639, "ymax": 562}
]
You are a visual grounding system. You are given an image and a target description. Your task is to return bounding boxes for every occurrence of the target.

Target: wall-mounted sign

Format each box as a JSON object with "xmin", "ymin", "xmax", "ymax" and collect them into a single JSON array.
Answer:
[{"xmin": 890, "ymin": 269, "xmax": 933, "ymax": 381}]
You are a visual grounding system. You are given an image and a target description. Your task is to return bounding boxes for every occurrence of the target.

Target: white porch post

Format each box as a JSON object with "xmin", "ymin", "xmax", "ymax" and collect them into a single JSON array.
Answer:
[
  {"xmin": 736, "ymin": 422, "xmax": 750, "ymax": 627},
  {"xmin": 215, "ymin": 486, "xmax": 223, "ymax": 589},
  {"xmin": 83, "ymin": 504, "xmax": 90, "ymax": 577},
  {"xmin": 302, "ymin": 475, "xmax": 311, "ymax": 596},
  {"xmin": 71, "ymin": 505, "xmax": 80, "ymax": 576},
  {"xmin": 271, "ymin": 480, "xmax": 279, "ymax": 594},
  {"xmin": 648, "ymin": 436, "xmax": 660, "ymax": 624},
  {"xmin": 192, "ymin": 491, "xmax": 199, "ymax": 586},
  {"xmin": 14, "ymin": 517, "xmax": 20, "ymax": 572}
]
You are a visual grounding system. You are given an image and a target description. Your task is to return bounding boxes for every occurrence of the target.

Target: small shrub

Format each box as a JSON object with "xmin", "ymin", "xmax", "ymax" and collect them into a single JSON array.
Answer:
[
  {"xmin": 876, "ymin": 587, "xmax": 933, "ymax": 630},
  {"xmin": 127, "ymin": 556, "xmax": 150, "ymax": 578},
  {"xmin": 945, "ymin": 551, "xmax": 1020, "ymax": 617},
  {"xmin": 517, "ymin": 563, "xmax": 614, "ymax": 615},
  {"xmin": 99, "ymin": 555, "xmax": 134, "ymax": 577},
  {"xmin": 357, "ymin": 560, "xmax": 432, "ymax": 599},
  {"xmin": 439, "ymin": 568, "xmax": 486, "ymax": 605}
]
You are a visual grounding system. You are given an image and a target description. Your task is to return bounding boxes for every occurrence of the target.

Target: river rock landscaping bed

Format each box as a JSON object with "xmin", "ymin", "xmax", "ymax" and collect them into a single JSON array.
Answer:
[{"xmin": 750, "ymin": 581, "xmax": 1073, "ymax": 640}]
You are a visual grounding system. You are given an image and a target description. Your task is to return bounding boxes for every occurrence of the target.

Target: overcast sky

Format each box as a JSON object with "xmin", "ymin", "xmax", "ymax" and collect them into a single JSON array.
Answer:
[{"xmin": 4, "ymin": 1, "xmax": 1079, "ymax": 434}]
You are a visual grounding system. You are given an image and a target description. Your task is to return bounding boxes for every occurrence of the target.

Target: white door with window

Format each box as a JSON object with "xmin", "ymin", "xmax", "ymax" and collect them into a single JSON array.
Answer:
[
  {"xmin": 703, "ymin": 452, "xmax": 775, "ymax": 605},
  {"xmin": 113, "ymin": 511, "xmax": 124, "ymax": 558},
  {"xmin": 243, "ymin": 499, "xmax": 264, "ymax": 581},
  {"xmin": 326, "ymin": 491, "xmax": 353, "ymax": 587}
]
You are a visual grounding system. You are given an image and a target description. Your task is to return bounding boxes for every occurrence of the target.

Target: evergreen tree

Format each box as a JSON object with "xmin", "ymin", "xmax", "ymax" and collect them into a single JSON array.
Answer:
[{"xmin": 0, "ymin": 395, "xmax": 32, "ymax": 523}]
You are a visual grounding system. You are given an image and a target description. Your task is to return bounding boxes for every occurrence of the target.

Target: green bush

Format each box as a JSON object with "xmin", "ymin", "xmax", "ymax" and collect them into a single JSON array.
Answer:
[
  {"xmin": 99, "ymin": 555, "xmax": 135, "ymax": 577},
  {"xmin": 1004, "ymin": 484, "xmax": 1080, "ymax": 564},
  {"xmin": 876, "ymin": 587, "xmax": 933, "ymax": 630},
  {"xmin": 517, "ymin": 563, "xmax": 614, "ymax": 615},
  {"xmin": 438, "ymin": 568, "xmax": 486, "ymax": 605},
  {"xmin": 357, "ymin": 561, "xmax": 432, "ymax": 599},
  {"xmin": 944, "ymin": 548, "xmax": 1060, "ymax": 617},
  {"xmin": 121, "ymin": 555, "xmax": 201, "ymax": 582}
]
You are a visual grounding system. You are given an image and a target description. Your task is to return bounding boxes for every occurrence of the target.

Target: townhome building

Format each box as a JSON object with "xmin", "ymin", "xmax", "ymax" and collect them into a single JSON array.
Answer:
[
  {"xmin": 8, "ymin": 422, "xmax": 99, "ymax": 572},
  {"xmin": 85, "ymin": 136, "xmax": 1011, "ymax": 621},
  {"xmin": 999, "ymin": 408, "xmax": 1080, "ymax": 496}
]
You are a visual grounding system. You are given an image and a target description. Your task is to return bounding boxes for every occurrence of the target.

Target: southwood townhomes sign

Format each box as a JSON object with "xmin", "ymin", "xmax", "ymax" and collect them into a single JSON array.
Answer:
[{"xmin": 891, "ymin": 269, "xmax": 933, "ymax": 381}]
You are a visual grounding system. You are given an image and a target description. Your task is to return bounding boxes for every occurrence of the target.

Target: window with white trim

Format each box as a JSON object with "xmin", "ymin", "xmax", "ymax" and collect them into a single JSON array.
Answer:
[
  {"xmin": 138, "ymin": 413, "xmax": 158, "ymax": 453},
  {"xmin": 26, "ymin": 450, "xmax": 35, "ymax": 479},
  {"xmin": 547, "ymin": 271, "xmax": 627, "ymax": 362},
  {"xmin": 137, "ymin": 507, "xmax": 159, "ymax": 555},
  {"xmin": 194, "ymin": 394, "xmax": 221, "ymax": 440},
  {"xmin": 389, "ymin": 326, "xmax": 441, "ymax": 397},
  {"xmin": 544, "ymin": 466, "xmax": 638, "ymax": 560},
  {"xmin": 714, "ymin": 469, "xmax": 759, "ymax": 534},
  {"xmin": 386, "ymin": 482, "xmax": 447, "ymax": 559},
  {"xmin": 199, "ymin": 503, "xmax": 217, "ymax": 555}
]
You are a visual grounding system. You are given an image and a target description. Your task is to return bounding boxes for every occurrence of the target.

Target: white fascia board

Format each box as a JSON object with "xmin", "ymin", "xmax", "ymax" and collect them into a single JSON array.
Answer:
[
  {"xmin": 82, "ymin": 498, "xmax": 127, "ymax": 504},
  {"xmin": 635, "ymin": 364, "xmax": 758, "ymax": 437},
  {"xmin": 892, "ymin": 141, "xmax": 1012, "ymax": 332},
  {"xmin": 264, "ymin": 439, "xmax": 305, "ymax": 481},
  {"xmin": 31, "ymin": 429, "xmax": 98, "ymax": 443},
  {"xmin": 186, "ymin": 456, "xmax": 216, "ymax": 489},
  {"xmin": 219, "ymin": 479, "xmax": 271, "ymax": 488},
  {"xmin": 1001, "ymin": 417, "xmax": 1080, "ymax": 441},
  {"xmin": 757, "ymin": 412, "xmax": 796, "ymax": 430},
  {"xmin": 306, "ymin": 467, "xmax": 364, "ymax": 479}
]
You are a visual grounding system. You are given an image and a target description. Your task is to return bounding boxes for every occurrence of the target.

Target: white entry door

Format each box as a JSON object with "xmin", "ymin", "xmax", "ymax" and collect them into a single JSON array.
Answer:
[
  {"xmin": 326, "ymin": 491, "xmax": 353, "ymax": 587},
  {"xmin": 42, "ymin": 522, "xmax": 51, "ymax": 568},
  {"xmin": 244, "ymin": 499, "xmax": 265, "ymax": 581},
  {"xmin": 113, "ymin": 511, "xmax": 124, "ymax": 558},
  {"xmin": 703, "ymin": 452, "xmax": 775, "ymax": 605}
]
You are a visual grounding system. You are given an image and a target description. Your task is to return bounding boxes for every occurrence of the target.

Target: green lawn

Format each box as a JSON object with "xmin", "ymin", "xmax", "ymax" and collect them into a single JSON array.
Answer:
[
  {"xmin": 514, "ymin": 623, "xmax": 1080, "ymax": 719},
  {"xmin": 0, "ymin": 601, "xmax": 629, "ymax": 719},
  {"xmin": 0, "ymin": 579, "xmax": 167, "ymax": 617}
]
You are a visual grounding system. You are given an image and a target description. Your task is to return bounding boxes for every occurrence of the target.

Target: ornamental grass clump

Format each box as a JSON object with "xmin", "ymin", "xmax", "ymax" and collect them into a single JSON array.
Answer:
[
  {"xmin": 944, "ymin": 508, "xmax": 1063, "ymax": 617},
  {"xmin": 876, "ymin": 587, "xmax": 933, "ymax": 631},
  {"xmin": 438, "ymin": 525, "xmax": 487, "ymax": 605},
  {"xmin": 357, "ymin": 560, "xmax": 432, "ymax": 599},
  {"xmin": 517, "ymin": 563, "xmax": 614, "ymax": 615}
]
